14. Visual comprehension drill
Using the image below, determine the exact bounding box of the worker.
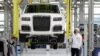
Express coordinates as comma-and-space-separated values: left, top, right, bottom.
71, 28, 82, 56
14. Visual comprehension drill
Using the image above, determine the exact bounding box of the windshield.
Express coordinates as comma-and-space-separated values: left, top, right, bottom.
25, 4, 60, 13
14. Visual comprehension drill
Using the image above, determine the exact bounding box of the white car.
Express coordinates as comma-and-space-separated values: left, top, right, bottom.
19, 3, 65, 49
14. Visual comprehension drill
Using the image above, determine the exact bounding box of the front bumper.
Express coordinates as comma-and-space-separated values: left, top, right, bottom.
20, 30, 64, 35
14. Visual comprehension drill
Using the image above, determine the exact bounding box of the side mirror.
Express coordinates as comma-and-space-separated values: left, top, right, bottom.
60, 7, 66, 18
60, 7, 66, 14
60, 7, 64, 12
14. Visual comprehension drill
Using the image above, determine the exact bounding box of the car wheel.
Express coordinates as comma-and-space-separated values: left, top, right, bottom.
57, 33, 65, 43
19, 33, 28, 42
53, 44, 57, 49
31, 43, 36, 49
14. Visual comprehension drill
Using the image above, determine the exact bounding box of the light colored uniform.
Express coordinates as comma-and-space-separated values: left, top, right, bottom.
71, 33, 82, 49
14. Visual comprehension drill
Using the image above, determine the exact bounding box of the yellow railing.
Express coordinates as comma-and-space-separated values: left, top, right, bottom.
64, 0, 72, 38
12, 0, 28, 38
13, 0, 20, 38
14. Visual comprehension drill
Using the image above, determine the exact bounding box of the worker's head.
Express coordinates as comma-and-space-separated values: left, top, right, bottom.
74, 28, 80, 34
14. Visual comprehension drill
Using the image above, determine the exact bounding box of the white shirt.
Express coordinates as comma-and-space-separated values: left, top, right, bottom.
71, 33, 82, 49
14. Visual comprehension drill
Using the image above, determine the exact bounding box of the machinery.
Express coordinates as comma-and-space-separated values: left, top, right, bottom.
19, 2, 65, 49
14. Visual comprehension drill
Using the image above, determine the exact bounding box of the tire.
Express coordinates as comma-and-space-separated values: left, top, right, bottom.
57, 33, 65, 43
19, 33, 28, 42
53, 44, 57, 49
31, 43, 36, 49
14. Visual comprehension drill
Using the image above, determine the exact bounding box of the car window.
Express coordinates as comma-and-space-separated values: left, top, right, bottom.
25, 4, 60, 13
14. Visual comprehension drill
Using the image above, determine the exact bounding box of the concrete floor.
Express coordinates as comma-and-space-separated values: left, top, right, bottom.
18, 38, 71, 56
19, 48, 71, 56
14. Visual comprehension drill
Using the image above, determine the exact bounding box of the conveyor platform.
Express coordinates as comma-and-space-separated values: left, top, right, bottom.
19, 48, 71, 56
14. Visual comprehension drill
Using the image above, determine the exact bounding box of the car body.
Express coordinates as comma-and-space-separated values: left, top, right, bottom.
19, 3, 65, 49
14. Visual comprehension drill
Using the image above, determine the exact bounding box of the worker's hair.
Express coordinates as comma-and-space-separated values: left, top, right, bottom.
74, 28, 80, 32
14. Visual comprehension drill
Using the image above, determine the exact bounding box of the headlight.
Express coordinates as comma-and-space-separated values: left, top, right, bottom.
22, 25, 30, 31
53, 17, 62, 21
22, 17, 30, 21
53, 26, 62, 31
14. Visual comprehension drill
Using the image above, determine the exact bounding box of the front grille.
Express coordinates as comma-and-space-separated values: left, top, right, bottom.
33, 16, 50, 31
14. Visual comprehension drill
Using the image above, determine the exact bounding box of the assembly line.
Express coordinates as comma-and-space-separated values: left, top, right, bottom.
0, 0, 100, 56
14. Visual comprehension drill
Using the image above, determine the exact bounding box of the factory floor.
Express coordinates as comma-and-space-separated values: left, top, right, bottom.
19, 48, 71, 56
17, 38, 71, 56
17, 37, 70, 56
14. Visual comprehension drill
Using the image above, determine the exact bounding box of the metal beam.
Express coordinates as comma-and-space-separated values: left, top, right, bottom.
4, 0, 12, 56
88, 0, 94, 56
78, 0, 88, 56
4, 1, 7, 56
73, 0, 78, 28
79, 0, 85, 25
